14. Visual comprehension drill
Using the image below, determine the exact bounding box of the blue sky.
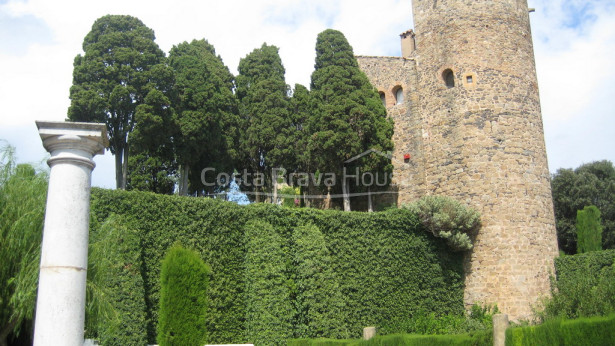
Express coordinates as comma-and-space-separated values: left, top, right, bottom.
0, 0, 614, 189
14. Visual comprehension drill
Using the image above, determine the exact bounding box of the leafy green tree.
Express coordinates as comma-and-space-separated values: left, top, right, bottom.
157, 245, 210, 346
68, 15, 166, 189
0, 145, 46, 346
243, 220, 293, 345
128, 63, 178, 194
292, 223, 348, 339
308, 29, 394, 211
288, 84, 312, 203
236, 44, 293, 202
551, 161, 615, 254
577, 205, 603, 253
169, 39, 239, 196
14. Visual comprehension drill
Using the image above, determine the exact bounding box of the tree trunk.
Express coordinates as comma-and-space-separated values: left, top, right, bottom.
0, 316, 19, 346
367, 187, 373, 213
342, 177, 351, 212
121, 146, 128, 190
114, 147, 123, 189
178, 164, 189, 196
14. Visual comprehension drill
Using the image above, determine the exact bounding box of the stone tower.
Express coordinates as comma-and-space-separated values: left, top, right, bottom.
357, 0, 559, 320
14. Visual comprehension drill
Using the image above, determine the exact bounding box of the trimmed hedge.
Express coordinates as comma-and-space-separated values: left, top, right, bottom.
89, 188, 465, 344
289, 331, 492, 346
505, 314, 615, 346
87, 215, 148, 346
243, 220, 293, 345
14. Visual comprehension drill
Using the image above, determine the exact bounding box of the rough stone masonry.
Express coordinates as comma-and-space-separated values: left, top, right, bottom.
357, 0, 559, 320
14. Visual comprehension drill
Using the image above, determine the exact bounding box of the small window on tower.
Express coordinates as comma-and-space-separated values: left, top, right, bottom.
379, 91, 386, 106
443, 69, 455, 88
394, 86, 404, 105
466, 75, 473, 84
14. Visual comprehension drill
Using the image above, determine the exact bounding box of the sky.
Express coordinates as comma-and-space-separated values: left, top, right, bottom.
0, 0, 614, 189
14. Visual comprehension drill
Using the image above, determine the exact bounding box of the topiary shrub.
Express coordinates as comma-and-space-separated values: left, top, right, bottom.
244, 220, 293, 345
403, 196, 481, 251
157, 245, 210, 346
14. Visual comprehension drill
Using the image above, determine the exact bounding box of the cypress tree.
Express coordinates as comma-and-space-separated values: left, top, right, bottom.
576, 205, 603, 253
157, 245, 210, 346
236, 44, 292, 201
308, 29, 394, 211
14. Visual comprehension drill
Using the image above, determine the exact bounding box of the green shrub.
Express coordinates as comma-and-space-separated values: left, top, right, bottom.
87, 215, 148, 345
403, 196, 481, 251
90, 188, 465, 343
243, 220, 293, 345
292, 223, 348, 339
157, 245, 210, 346
576, 205, 603, 253
289, 331, 491, 346
560, 314, 615, 346
506, 314, 615, 346
539, 250, 615, 320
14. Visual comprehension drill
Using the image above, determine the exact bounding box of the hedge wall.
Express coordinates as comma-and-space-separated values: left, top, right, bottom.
505, 314, 615, 346
289, 331, 492, 346
89, 188, 464, 344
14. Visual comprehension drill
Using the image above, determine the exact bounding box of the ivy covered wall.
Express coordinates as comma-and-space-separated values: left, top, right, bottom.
89, 188, 464, 344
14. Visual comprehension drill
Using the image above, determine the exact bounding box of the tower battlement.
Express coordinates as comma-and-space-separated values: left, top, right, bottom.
357, 0, 558, 320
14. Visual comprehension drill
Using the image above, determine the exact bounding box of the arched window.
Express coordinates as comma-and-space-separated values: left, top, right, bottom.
394, 86, 404, 105
443, 69, 455, 88
379, 91, 386, 107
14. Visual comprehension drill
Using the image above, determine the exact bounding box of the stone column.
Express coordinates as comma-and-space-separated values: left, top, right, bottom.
492, 314, 509, 346
33, 121, 107, 346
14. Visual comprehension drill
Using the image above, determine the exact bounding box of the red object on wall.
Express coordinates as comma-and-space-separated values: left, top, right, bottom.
404, 153, 411, 161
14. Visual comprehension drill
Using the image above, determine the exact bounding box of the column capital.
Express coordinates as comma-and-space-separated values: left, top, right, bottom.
36, 121, 108, 169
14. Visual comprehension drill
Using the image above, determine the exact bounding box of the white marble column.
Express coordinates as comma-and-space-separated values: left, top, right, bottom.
33, 121, 107, 346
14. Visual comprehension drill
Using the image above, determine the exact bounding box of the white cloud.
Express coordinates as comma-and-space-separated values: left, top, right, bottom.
531, 0, 615, 171
0, 0, 613, 188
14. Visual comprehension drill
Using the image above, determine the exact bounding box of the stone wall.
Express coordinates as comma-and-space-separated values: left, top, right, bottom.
357, 0, 559, 320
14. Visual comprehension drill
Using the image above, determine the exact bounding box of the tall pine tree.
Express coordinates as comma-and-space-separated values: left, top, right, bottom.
308, 29, 394, 211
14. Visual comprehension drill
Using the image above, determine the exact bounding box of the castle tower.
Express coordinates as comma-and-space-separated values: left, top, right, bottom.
410, 0, 559, 319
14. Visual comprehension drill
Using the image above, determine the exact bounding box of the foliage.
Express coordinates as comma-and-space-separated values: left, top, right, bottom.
289, 330, 492, 345
506, 314, 615, 346
68, 15, 166, 189
308, 29, 394, 211
551, 160, 615, 254
292, 223, 348, 339
157, 244, 210, 346
403, 196, 481, 251
168, 39, 239, 195
0, 145, 47, 346
576, 205, 602, 253
538, 250, 615, 320
236, 43, 292, 200
243, 220, 293, 345
89, 188, 465, 344
279, 185, 300, 207
128, 63, 177, 194
86, 215, 148, 345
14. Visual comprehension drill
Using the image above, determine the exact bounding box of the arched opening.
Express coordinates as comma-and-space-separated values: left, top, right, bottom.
443, 69, 455, 88
379, 91, 386, 107
394, 86, 404, 105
